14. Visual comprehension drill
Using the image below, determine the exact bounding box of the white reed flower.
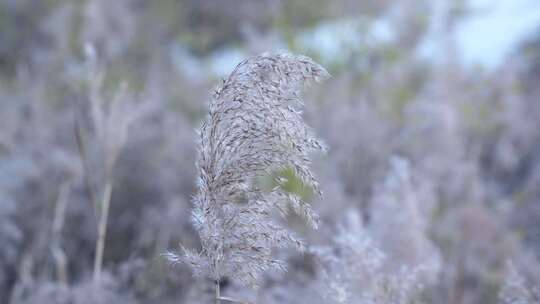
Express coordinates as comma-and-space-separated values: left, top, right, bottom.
169, 53, 329, 288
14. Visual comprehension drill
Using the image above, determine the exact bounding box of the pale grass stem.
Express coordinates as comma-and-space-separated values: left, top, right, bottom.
93, 181, 113, 284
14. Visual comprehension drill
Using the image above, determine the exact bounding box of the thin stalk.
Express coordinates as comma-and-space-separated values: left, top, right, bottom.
93, 181, 113, 284
51, 180, 71, 284
217, 296, 253, 304
215, 278, 253, 304
215, 280, 221, 304
74, 118, 99, 219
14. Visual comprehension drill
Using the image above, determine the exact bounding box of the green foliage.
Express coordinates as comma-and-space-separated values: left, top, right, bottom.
272, 167, 314, 201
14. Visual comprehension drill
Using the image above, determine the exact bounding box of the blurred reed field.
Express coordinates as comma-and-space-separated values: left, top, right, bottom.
1, 0, 540, 303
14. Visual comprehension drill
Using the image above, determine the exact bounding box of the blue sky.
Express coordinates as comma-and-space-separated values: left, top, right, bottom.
457, 0, 540, 66
184, 0, 540, 77
297, 0, 540, 69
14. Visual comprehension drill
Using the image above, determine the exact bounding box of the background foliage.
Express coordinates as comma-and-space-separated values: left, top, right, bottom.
1, 0, 539, 303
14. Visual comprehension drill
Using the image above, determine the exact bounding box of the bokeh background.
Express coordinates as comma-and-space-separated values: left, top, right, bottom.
1, 0, 540, 303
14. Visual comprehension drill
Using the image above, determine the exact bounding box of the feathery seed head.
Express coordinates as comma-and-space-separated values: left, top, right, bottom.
170, 52, 328, 286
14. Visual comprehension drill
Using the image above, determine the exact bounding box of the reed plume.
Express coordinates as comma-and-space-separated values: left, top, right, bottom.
167, 52, 328, 301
